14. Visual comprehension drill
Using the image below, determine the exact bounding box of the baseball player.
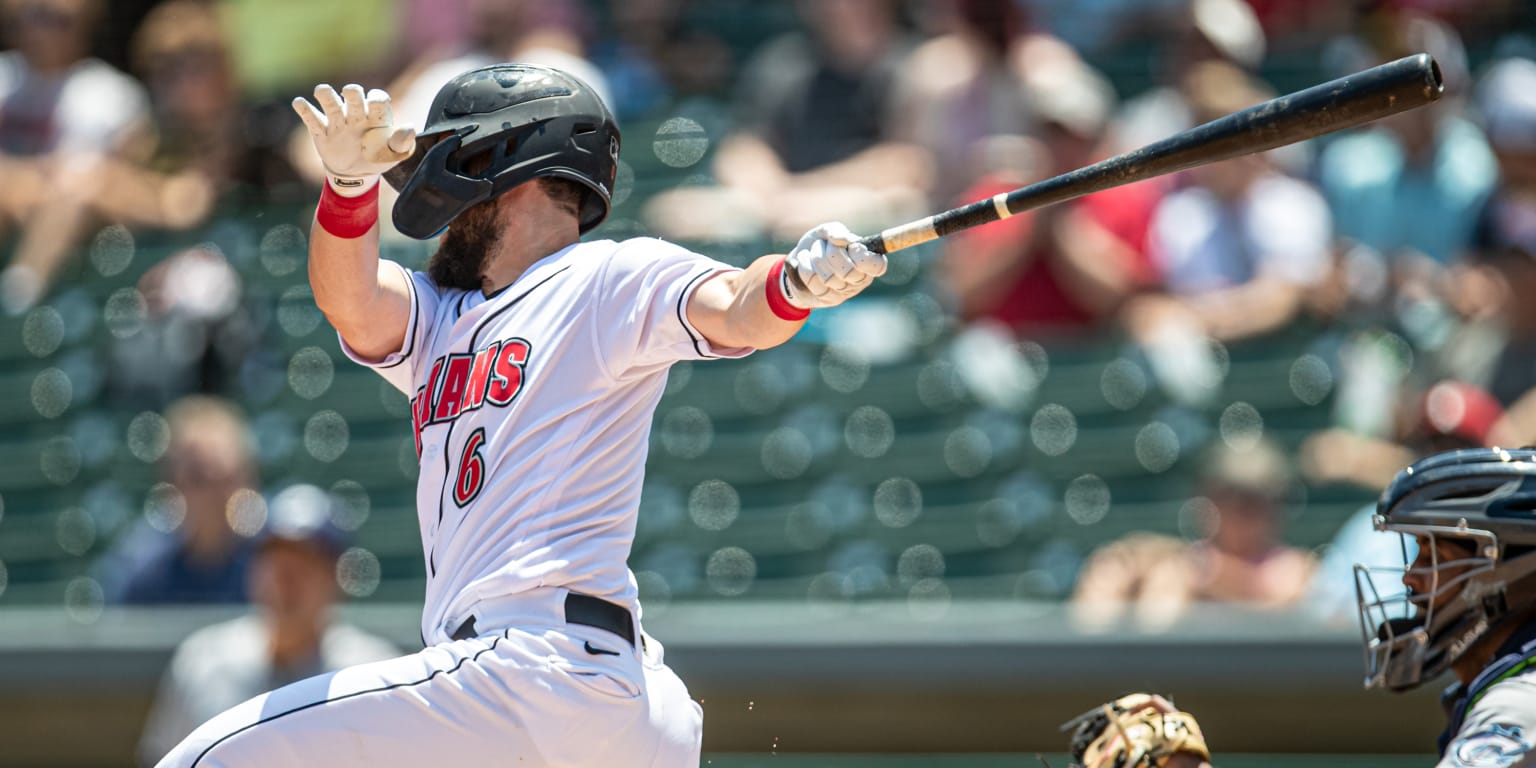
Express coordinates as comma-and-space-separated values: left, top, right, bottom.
155, 63, 886, 767
1070, 447, 1536, 768
1357, 447, 1536, 767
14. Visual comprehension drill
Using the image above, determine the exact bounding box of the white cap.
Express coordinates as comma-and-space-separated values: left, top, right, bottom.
1191, 0, 1266, 69
1480, 57, 1536, 153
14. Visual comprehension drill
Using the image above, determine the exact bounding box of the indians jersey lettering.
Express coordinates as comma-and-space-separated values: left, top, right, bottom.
341, 238, 750, 644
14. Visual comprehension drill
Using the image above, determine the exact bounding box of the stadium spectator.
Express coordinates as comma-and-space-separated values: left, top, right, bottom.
1111, 0, 1267, 153
106, 242, 251, 406
1316, 11, 1494, 338
136, 484, 399, 765
937, 50, 1160, 339
587, 0, 690, 122
95, 396, 258, 605
1125, 61, 1333, 346
642, 0, 931, 244
0, 0, 148, 313
73, 1, 250, 234
1439, 56, 1536, 440
1071, 437, 1316, 630
887, 0, 1042, 207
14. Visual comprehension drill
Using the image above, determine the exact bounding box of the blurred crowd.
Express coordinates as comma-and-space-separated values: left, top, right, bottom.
9, 1, 1536, 747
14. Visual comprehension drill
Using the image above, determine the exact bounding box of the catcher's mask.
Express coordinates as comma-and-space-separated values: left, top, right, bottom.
1356, 448, 1536, 691
383, 63, 620, 239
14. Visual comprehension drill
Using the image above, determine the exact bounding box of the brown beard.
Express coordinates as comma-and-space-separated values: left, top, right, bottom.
427, 198, 501, 291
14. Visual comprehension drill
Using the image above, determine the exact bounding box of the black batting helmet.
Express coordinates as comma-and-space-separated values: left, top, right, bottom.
383, 63, 620, 240
1356, 448, 1536, 691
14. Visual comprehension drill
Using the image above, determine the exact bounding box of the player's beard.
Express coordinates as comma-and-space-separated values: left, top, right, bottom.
428, 198, 502, 291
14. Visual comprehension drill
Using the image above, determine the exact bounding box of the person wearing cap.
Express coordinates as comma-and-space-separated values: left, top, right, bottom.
1110, 0, 1267, 153
1071, 437, 1316, 630
136, 484, 399, 766
96, 396, 258, 606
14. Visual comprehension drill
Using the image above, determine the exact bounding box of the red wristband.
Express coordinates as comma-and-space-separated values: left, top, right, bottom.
316, 182, 379, 239
765, 257, 811, 321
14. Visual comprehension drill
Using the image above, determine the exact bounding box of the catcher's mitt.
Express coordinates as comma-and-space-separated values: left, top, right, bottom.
1062, 693, 1210, 768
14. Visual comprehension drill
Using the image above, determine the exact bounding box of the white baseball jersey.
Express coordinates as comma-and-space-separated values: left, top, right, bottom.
343, 237, 750, 644
155, 238, 735, 767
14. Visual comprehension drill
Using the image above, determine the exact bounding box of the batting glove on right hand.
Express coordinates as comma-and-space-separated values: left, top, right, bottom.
292, 84, 416, 197
781, 222, 888, 310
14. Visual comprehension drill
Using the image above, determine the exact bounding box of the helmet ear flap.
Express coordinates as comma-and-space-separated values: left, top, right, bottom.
390, 129, 495, 240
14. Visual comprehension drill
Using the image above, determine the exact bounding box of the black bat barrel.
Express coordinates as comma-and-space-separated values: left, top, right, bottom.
862, 53, 1443, 255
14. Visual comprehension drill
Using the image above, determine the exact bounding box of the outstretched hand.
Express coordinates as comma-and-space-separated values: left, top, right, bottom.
292, 84, 416, 195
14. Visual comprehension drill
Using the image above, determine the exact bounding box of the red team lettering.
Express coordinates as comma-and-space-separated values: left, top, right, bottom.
411, 338, 531, 458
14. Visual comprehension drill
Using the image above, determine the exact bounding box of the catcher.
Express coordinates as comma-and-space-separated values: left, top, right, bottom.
1062, 693, 1212, 768
1072, 446, 1536, 768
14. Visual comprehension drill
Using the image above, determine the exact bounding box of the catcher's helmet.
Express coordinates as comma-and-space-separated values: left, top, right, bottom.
1356, 448, 1536, 691
383, 63, 620, 239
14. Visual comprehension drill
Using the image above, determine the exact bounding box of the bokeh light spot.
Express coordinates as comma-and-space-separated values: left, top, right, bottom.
874, 477, 923, 528
705, 546, 756, 596
761, 427, 813, 479
277, 285, 324, 337
288, 347, 335, 400
126, 411, 171, 463
103, 288, 147, 338
22, 306, 64, 357
144, 482, 187, 533
844, 406, 894, 459
90, 224, 135, 276
1134, 422, 1181, 473
40, 436, 80, 485
1065, 474, 1111, 525
689, 479, 740, 531
660, 406, 713, 459
304, 411, 350, 462
337, 547, 381, 598
1290, 354, 1334, 405
1219, 401, 1264, 451
30, 368, 72, 419
1030, 404, 1077, 456
653, 117, 709, 168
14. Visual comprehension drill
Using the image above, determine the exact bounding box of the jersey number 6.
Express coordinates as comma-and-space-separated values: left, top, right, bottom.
454, 428, 487, 507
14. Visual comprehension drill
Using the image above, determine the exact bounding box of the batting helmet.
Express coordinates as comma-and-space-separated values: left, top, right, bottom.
383, 63, 620, 240
1356, 448, 1536, 691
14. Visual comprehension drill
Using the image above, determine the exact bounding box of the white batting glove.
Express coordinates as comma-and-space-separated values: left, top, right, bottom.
292, 84, 416, 197
780, 222, 887, 310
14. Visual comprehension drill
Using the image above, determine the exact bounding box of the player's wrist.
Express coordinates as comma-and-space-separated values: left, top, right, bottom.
765, 257, 812, 320
326, 173, 380, 198
316, 181, 380, 238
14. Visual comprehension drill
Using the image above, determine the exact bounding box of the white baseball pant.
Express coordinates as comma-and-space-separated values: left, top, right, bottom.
155, 589, 703, 767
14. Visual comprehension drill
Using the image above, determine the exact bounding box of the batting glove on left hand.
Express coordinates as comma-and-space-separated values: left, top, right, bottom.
292, 83, 416, 197
781, 222, 887, 310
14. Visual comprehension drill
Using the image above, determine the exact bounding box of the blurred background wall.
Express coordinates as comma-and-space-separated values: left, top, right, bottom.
2, 0, 1536, 764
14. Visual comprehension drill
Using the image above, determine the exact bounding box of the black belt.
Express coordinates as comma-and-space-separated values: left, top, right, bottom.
450, 593, 636, 648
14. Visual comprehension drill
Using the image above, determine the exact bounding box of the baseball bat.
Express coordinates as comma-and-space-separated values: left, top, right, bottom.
860, 53, 1444, 255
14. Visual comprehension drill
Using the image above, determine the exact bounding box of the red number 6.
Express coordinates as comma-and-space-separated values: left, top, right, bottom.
454, 428, 487, 507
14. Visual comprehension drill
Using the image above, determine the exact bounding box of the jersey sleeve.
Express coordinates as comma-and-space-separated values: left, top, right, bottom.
337, 262, 444, 395
595, 238, 753, 380
1440, 678, 1536, 768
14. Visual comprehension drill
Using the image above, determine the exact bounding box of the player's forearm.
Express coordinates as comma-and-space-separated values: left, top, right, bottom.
688, 255, 808, 351
306, 187, 409, 360
309, 218, 382, 320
